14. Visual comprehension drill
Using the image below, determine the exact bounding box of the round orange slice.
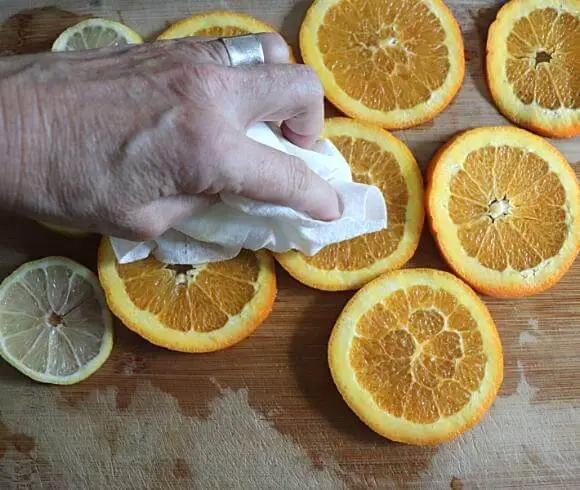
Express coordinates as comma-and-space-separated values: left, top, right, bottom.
97, 238, 276, 352
157, 10, 295, 62
427, 126, 580, 298
329, 268, 503, 445
300, 0, 465, 129
276, 118, 424, 291
487, 0, 580, 138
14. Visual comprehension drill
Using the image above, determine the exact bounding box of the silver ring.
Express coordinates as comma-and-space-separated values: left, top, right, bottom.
219, 35, 265, 67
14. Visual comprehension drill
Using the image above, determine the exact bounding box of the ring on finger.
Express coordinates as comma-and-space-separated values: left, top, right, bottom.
218, 34, 265, 67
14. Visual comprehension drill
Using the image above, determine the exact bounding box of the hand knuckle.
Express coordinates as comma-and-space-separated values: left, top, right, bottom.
110, 209, 161, 241
130, 221, 167, 241
172, 62, 232, 100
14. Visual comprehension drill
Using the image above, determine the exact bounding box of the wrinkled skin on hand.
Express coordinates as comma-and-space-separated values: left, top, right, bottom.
0, 33, 339, 240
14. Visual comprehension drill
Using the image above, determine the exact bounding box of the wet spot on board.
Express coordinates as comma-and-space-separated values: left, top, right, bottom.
12, 434, 35, 454
450, 475, 464, 489
0, 421, 35, 459
52, 322, 222, 418
519, 331, 538, 345
0, 380, 346, 487
172, 458, 190, 479
114, 352, 148, 376
420, 362, 578, 486
0, 7, 91, 55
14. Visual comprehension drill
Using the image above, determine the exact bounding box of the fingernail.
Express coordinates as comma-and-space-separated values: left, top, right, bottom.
282, 124, 317, 149
313, 187, 341, 221
259, 33, 291, 64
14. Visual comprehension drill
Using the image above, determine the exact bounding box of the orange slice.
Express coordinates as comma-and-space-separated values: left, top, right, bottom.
300, 0, 465, 129
276, 118, 424, 291
329, 268, 503, 445
427, 126, 580, 298
157, 10, 295, 62
487, 0, 580, 138
97, 238, 276, 352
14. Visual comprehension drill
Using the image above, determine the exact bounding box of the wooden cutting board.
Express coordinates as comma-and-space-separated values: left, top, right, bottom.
0, 1, 578, 488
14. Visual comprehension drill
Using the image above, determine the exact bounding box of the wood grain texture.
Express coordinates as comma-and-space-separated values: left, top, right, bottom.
0, 1, 578, 488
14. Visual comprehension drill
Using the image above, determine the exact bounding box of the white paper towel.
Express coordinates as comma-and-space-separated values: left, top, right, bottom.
110, 122, 387, 265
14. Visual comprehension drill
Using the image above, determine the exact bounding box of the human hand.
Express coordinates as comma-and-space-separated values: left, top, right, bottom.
0, 33, 340, 240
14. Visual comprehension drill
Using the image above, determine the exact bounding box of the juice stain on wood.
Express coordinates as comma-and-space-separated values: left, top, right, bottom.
0, 421, 35, 459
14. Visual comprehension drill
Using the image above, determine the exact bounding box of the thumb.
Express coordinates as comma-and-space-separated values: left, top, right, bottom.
216, 137, 341, 221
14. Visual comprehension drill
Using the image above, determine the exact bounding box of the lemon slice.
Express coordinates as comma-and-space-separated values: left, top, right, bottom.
0, 257, 113, 384
52, 18, 143, 51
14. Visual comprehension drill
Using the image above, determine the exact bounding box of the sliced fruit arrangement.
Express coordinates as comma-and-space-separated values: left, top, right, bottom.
277, 118, 423, 291
52, 18, 143, 51
427, 126, 580, 297
329, 268, 503, 445
97, 238, 276, 353
158, 10, 295, 62
487, 0, 580, 138
300, 0, 465, 129
0, 257, 113, 384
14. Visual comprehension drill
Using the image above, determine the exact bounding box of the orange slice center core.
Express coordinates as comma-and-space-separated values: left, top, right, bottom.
165, 264, 203, 285
505, 8, 580, 109
47, 312, 62, 327
349, 285, 487, 423
487, 197, 512, 222
317, 0, 450, 111
534, 50, 552, 66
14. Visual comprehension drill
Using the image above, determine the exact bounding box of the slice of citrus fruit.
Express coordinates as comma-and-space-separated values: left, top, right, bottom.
52, 18, 143, 51
487, 0, 580, 138
276, 118, 424, 291
300, 0, 465, 129
0, 257, 113, 384
97, 238, 276, 352
329, 268, 503, 445
158, 10, 295, 62
427, 126, 580, 298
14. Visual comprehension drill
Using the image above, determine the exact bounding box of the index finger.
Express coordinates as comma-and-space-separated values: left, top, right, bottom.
229, 63, 325, 148
155, 32, 292, 66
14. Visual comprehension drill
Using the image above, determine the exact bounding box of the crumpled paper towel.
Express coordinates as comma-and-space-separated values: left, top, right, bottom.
110, 122, 387, 265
